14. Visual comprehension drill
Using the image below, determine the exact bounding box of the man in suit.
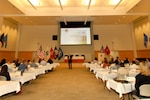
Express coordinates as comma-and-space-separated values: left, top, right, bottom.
68, 54, 73, 69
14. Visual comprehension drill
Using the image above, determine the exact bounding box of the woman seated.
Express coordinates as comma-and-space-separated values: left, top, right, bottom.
102, 58, 110, 68
0, 65, 11, 81
135, 61, 150, 97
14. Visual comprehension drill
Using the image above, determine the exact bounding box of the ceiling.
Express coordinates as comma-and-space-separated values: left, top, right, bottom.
0, 0, 150, 25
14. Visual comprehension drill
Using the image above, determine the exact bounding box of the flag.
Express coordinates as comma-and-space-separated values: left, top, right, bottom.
105, 45, 110, 55
0, 33, 4, 47
54, 46, 58, 59
4, 34, 8, 48
37, 45, 45, 59
45, 47, 50, 59
58, 47, 63, 60
100, 45, 104, 53
144, 33, 148, 48
50, 47, 55, 59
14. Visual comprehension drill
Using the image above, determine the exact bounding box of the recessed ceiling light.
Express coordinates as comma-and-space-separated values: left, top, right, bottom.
28, 0, 40, 6
83, 0, 95, 6
109, 0, 121, 5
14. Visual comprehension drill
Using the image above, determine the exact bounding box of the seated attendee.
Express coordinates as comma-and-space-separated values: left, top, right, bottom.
27, 60, 31, 65
38, 58, 42, 63
109, 57, 115, 64
0, 65, 11, 81
129, 61, 140, 70
92, 57, 98, 64
0, 58, 6, 67
30, 59, 38, 68
102, 58, 110, 68
13, 58, 21, 67
47, 58, 53, 64
18, 60, 28, 74
0, 59, 13, 72
4, 61, 14, 72
132, 58, 140, 65
135, 62, 150, 97
124, 57, 130, 64
40, 59, 47, 66
114, 56, 121, 69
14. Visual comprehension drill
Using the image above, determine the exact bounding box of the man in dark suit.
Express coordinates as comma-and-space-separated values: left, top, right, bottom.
68, 54, 73, 69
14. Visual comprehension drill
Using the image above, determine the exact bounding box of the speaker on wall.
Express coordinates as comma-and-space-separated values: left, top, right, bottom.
52, 35, 57, 40
93, 35, 99, 40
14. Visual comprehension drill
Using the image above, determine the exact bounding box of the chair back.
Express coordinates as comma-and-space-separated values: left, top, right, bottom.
0, 76, 6, 81
117, 67, 129, 80
140, 84, 150, 97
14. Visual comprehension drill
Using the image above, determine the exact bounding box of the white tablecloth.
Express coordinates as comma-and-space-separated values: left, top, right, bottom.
27, 68, 45, 76
10, 72, 36, 84
106, 77, 135, 98
0, 81, 20, 96
96, 71, 117, 82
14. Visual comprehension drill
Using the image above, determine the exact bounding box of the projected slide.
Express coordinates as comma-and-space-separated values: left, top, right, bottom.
60, 28, 91, 45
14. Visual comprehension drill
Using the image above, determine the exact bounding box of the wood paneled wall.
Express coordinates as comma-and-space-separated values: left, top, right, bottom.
0, 51, 15, 62
118, 50, 134, 61
0, 50, 150, 62
18, 51, 33, 60
94, 50, 134, 62
137, 50, 150, 58
94, 50, 150, 62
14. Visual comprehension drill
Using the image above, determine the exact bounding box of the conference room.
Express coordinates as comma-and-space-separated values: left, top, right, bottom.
0, 0, 150, 100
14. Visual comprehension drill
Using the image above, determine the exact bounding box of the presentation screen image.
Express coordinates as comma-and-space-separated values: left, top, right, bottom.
60, 28, 91, 45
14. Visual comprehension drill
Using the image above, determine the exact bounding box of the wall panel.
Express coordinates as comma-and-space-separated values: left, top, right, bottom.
0, 51, 15, 62
18, 51, 33, 60
137, 50, 150, 58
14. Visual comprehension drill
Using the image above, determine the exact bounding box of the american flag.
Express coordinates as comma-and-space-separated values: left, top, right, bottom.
100, 45, 104, 53
37, 45, 45, 59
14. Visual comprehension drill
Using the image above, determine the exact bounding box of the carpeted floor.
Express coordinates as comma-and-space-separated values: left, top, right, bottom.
1, 63, 125, 100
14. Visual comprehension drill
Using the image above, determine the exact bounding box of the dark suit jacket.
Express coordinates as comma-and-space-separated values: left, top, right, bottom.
68, 55, 73, 63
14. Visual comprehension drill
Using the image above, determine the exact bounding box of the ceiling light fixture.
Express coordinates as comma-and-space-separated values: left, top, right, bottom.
28, 0, 40, 6
87, 0, 92, 10
114, 0, 122, 9
27, 0, 39, 10
58, 0, 63, 10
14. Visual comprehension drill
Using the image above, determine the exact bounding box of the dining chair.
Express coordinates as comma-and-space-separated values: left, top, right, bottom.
132, 84, 150, 100
117, 67, 129, 80
140, 84, 150, 97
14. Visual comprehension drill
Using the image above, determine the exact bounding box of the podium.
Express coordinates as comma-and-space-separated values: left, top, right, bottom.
64, 56, 84, 63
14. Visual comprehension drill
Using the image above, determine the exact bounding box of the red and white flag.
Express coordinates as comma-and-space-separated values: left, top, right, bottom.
37, 45, 45, 59
50, 47, 55, 59
105, 45, 110, 55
